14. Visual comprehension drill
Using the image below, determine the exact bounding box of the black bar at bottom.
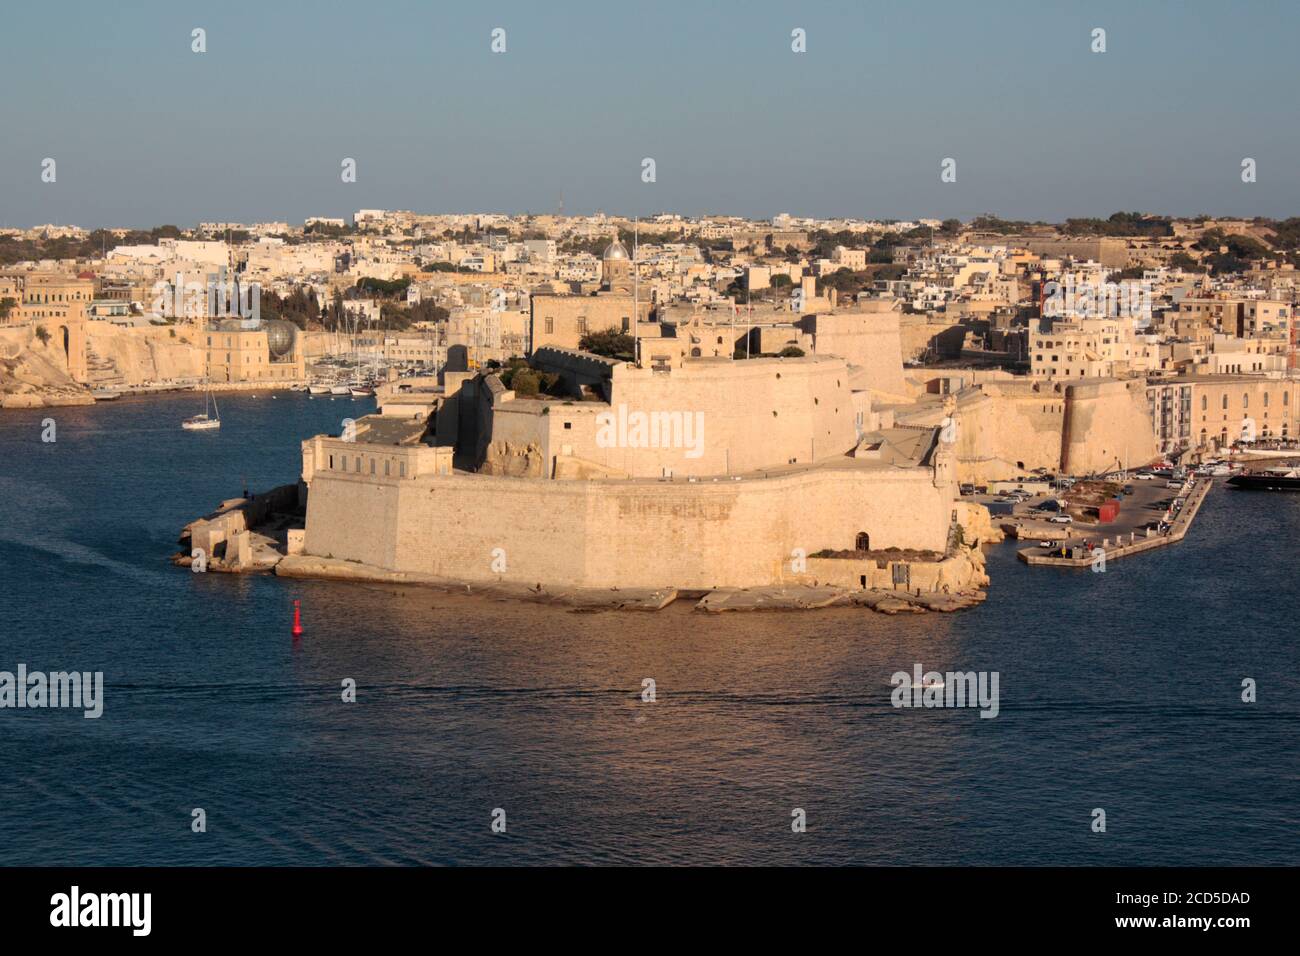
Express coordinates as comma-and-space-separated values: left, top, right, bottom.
0, 866, 1281, 940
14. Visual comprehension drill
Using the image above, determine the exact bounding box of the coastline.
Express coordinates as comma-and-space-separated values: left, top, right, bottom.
1, 378, 312, 410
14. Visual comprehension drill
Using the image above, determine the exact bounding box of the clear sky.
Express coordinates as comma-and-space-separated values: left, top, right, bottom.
3, 0, 1298, 228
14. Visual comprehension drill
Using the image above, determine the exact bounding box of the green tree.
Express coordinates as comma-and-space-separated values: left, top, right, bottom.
579, 328, 635, 361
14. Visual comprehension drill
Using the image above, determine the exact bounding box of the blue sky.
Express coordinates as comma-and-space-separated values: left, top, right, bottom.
2, 0, 1297, 227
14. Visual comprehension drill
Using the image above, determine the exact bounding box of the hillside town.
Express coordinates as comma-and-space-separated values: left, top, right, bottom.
4, 210, 1299, 465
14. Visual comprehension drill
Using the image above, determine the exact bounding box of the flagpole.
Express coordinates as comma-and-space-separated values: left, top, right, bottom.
633, 218, 639, 367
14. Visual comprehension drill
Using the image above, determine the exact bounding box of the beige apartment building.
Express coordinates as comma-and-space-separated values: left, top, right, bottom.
1179, 295, 1294, 337
832, 246, 867, 270
1148, 375, 1300, 452
1030, 318, 1138, 381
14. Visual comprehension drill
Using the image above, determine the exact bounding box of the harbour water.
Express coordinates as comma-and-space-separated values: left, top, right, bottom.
1, 392, 1296, 865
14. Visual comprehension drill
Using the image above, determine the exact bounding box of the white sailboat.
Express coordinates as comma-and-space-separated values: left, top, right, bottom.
183, 381, 221, 431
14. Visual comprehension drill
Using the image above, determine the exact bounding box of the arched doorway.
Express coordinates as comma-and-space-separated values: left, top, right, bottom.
855, 531, 870, 551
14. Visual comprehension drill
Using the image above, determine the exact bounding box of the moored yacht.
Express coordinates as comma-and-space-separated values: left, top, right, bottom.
1228, 465, 1300, 490
182, 380, 221, 430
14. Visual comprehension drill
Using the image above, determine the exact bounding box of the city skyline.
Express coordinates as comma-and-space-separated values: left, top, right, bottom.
4, 0, 1298, 229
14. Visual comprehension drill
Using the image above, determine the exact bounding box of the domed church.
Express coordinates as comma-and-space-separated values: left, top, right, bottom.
601, 238, 632, 292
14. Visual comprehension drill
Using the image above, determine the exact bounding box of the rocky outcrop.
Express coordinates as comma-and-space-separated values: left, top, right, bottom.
480, 440, 545, 477
955, 500, 1004, 545
0, 336, 92, 408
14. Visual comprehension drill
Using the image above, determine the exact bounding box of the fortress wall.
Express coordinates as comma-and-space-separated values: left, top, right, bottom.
475, 358, 862, 479
953, 386, 1065, 481
302, 472, 402, 569
487, 402, 553, 453
596, 356, 858, 476
804, 310, 909, 396
1061, 379, 1159, 474
303, 464, 951, 590
84, 321, 204, 385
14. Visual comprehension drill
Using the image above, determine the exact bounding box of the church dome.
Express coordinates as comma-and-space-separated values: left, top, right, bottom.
602, 239, 630, 261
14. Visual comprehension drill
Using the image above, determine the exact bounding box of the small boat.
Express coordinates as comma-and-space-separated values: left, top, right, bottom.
182, 413, 220, 431
91, 388, 119, 401
183, 381, 220, 430
330, 384, 351, 396
349, 385, 374, 397
308, 382, 331, 395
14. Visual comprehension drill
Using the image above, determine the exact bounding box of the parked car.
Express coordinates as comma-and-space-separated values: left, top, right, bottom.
1133, 473, 1154, 481
1048, 515, 1073, 524
960, 483, 975, 495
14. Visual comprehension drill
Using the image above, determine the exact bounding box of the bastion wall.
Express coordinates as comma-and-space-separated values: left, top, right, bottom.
302, 462, 953, 590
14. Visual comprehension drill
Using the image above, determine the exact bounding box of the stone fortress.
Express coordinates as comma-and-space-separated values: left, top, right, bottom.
286, 249, 1184, 599
300, 344, 966, 594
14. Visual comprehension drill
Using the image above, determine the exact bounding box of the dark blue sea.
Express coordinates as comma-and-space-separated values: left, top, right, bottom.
1, 392, 1296, 865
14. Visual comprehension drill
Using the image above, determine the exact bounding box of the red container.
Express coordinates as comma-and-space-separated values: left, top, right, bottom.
1097, 501, 1119, 523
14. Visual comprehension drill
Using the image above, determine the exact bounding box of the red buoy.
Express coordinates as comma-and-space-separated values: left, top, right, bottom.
292, 599, 304, 638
